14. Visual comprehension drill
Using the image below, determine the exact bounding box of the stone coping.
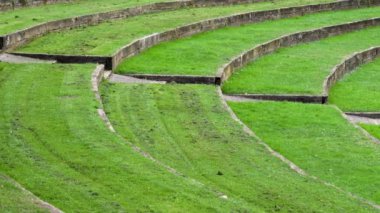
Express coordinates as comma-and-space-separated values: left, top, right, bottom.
323, 46, 380, 97
0, 0, 68, 11
125, 73, 219, 84
217, 17, 380, 84
113, 0, 380, 70
223, 94, 327, 104
0, 0, 267, 51
8, 0, 379, 71
345, 112, 380, 119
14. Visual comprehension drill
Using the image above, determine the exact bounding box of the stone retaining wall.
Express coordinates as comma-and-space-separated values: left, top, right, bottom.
126, 74, 219, 84
6, 0, 379, 70
345, 112, 380, 119
112, 0, 380, 70
217, 17, 380, 84
323, 46, 380, 96
0, 0, 68, 11
11, 52, 112, 66
224, 94, 327, 103
0, 0, 267, 51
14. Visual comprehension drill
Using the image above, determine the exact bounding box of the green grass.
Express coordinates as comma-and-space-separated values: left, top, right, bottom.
361, 124, 380, 139
0, 0, 165, 34
0, 62, 246, 212
329, 57, 380, 112
0, 174, 47, 212
223, 26, 380, 95
100, 82, 376, 212
115, 7, 380, 75
16, 0, 334, 55
229, 101, 380, 204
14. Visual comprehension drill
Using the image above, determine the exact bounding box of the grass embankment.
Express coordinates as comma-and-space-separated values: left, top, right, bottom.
361, 124, 380, 139
229, 101, 380, 204
0, 174, 46, 212
0, 62, 244, 212
16, 0, 334, 55
101, 82, 375, 212
115, 7, 380, 75
329, 57, 380, 112
223, 26, 380, 95
0, 0, 164, 34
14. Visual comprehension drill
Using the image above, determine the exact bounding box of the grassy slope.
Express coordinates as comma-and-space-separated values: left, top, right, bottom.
329, 57, 380, 112
116, 7, 380, 75
361, 124, 380, 139
0, 174, 47, 212
0, 62, 245, 212
229, 101, 380, 204
0, 0, 164, 34
223, 26, 380, 95
101, 82, 375, 212
17, 0, 334, 55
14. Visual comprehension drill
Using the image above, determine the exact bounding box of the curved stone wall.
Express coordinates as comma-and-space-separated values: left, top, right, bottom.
0, 0, 68, 11
5, 0, 380, 72
323, 46, 380, 96
111, 0, 380, 70
0, 0, 266, 51
218, 18, 380, 85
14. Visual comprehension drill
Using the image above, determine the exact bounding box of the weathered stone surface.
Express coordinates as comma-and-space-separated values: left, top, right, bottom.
112, 0, 380, 70
0, 0, 68, 11
323, 47, 380, 96
223, 94, 327, 104
11, 52, 113, 68
217, 18, 380, 84
124, 74, 219, 84
346, 112, 380, 119
0, 0, 268, 51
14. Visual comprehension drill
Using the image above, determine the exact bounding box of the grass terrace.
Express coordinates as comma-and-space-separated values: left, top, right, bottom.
0, 174, 46, 212
223, 26, 380, 95
15, 0, 335, 56
361, 124, 380, 140
0, 0, 165, 34
329, 57, 380, 112
115, 7, 380, 76
0, 62, 243, 212
100, 82, 376, 212
229, 101, 380, 204
1, 0, 380, 211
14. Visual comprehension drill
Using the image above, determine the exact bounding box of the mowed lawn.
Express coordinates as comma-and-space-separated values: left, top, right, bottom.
229, 101, 380, 204
16, 0, 334, 55
361, 124, 380, 140
223, 26, 380, 95
0, 0, 164, 34
0, 174, 47, 212
0, 62, 240, 212
100, 82, 376, 212
329, 57, 380, 112
115, 7, 380, 75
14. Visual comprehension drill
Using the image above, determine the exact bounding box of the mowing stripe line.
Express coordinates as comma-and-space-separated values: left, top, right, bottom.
217, 87, 307, 176
0, 174, 63, 213
218, 87, 380, 210
91, 65, 230, 201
